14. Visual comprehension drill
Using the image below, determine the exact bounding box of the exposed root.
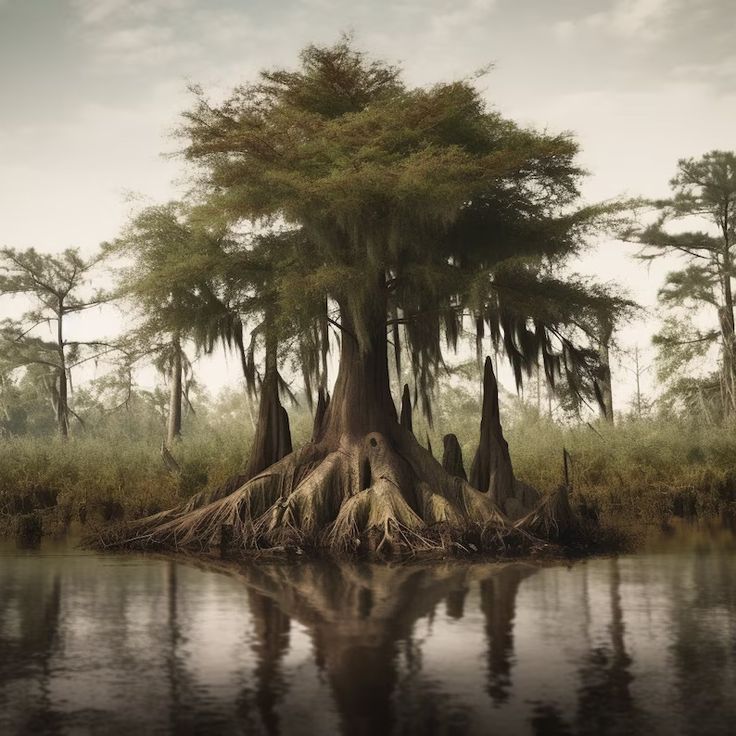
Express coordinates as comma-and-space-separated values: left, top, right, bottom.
515, 484, 576, 542
258, 450, 350, 548
328, 479, 428, 555
415, 481, 464, 527
94, 444, 325, 551
92, 430, 578, 559
182, 472, 250, 513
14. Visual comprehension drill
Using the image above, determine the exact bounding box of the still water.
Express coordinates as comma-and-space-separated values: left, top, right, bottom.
1, 522, 735, 736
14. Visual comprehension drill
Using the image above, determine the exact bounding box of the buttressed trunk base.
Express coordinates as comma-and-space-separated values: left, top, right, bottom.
98, 343, 566, 557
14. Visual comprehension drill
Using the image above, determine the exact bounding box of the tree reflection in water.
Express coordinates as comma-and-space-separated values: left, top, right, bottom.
2, 528, 736, 736
237, 561, 536, 735
480, 565, 536, 705
527, 558, 650, 736
0, 572, 63, 735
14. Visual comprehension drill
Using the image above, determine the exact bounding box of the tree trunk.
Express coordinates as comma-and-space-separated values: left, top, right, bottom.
718, 305, 736, 418
166, 333, 183, 446
318, 284, 397, 444
243, 331, 293, 479
470, 357, 514, 509
57, 366, 69, 439
441, 433, 467, 481
719, 221, 736, 418
56, 306, 68, 440
312, 387, 330, 442
399, 384, 413, 434
597, 323, 614, 424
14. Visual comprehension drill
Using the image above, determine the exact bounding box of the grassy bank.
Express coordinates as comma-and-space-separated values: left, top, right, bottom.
506, 416, 736, 521
2, 412, 736, 538
0, 430, 248, 534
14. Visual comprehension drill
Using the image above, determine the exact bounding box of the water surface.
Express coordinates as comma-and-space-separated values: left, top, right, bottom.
1, 522, 735, 735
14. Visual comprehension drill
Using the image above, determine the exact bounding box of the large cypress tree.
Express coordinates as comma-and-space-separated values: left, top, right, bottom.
102, 40, 625, 556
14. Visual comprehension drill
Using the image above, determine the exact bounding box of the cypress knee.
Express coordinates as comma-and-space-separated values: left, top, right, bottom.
470, 357, 514, 509
442, 433, 467, 481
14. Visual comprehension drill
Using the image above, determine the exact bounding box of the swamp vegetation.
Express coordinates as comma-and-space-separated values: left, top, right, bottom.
1, 40, 736, 560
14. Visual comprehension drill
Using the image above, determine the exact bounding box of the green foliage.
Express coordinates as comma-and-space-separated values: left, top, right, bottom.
506, 414, 736, 520
0, 247, 107, 375
0, 365, 59, 436
630, 150, 736, 419
106, 203, 230, 393
653, 315, 718, 383
0, 247, 110, 436
181, 38, 630, 415
0, 247, 107, 311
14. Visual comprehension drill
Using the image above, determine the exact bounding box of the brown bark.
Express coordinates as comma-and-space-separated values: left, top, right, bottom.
718, 302, 736, 418
470, 357, 514, 509
312, 387, 330, 442
166, 332, 183, 446
320, 287, 397, 443
242, 334, 293, 480
719, 215, 736, 417
56, 303, 69, 440
57, 366, 69, 439
399, 384, 413, 434
441, 433, 467, 481
597, 321, 614, 424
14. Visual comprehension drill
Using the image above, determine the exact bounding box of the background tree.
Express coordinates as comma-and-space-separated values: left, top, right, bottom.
630, 151, 736, 418
0, 355, 31, 435
110, 203, 226, 447
0, 248, 108, 439
595, 312, 615, 422
109, 203, 323, 479
651, 316, 721, 423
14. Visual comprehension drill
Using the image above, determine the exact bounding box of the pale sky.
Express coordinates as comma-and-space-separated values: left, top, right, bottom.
1, 0, 734, 412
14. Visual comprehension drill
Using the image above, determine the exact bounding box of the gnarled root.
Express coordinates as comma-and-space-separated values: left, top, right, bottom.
515, 484, 575, 542
92, 430, 572, 558
328, 480, 428, 555
94, 444, 324, 551
257, 449, 350, 549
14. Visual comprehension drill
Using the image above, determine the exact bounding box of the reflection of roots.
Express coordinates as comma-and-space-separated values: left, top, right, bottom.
96, 431, 567, 558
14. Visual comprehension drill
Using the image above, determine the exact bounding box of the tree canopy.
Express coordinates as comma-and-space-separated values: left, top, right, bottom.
0, 247, 108, 437
630, 150, 736, 417
180, 38, 626, 423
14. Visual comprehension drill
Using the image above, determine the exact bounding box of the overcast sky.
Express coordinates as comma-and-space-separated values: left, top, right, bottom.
1, 0, 734, 409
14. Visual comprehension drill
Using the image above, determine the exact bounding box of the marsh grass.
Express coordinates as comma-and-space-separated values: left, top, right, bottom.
0, 429, 248, 532
505, 415, 736, 521
2, 409, 735, 536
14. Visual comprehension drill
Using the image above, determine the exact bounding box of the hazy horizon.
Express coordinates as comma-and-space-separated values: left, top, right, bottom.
1, 0, 734, 411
